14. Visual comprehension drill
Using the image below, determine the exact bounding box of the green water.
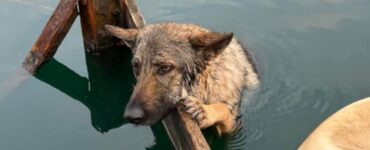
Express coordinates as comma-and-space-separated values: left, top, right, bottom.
1, 0, 370, 149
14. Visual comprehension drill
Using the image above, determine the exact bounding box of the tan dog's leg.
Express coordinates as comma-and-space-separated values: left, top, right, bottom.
180, 96, 236, 134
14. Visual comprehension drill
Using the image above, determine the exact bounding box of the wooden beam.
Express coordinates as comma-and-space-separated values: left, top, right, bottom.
78, 0, 122, 54
163, 105, 211, 150
22, 0, 79, 73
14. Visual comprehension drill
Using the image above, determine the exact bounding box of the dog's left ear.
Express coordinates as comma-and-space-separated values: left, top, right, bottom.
189, 32, 233, 60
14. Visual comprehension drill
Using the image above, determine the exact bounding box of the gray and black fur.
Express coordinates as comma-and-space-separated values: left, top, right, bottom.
105, 22, 259, 133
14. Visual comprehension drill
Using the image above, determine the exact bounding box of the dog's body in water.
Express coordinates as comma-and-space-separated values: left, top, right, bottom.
105, 22, 259, 133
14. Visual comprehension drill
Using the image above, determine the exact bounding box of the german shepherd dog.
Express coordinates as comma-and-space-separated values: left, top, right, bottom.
105, 22, 259, 133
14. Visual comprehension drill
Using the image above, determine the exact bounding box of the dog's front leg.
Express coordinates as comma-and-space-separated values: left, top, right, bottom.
180, 96, 235, 134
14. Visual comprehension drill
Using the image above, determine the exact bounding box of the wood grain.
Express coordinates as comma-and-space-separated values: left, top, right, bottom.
163, 105, 211, 150
22, 0, 78, 73
78, 0, 122, 54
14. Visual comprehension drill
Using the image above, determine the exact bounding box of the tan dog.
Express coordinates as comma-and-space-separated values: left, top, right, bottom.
299, 97, 370, 150
105, 22, 259, 134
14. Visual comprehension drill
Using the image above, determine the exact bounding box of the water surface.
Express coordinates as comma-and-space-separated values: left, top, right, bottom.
1, 0, 370, 149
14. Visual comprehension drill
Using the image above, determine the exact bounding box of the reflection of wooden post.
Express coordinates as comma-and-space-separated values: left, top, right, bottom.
22, 0, 78, 73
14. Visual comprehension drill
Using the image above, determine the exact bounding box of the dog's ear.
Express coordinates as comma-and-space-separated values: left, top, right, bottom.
105, 25, 139, 48
189, 32, 233, 60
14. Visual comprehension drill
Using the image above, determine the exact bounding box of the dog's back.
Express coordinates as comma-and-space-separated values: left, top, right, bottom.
191, 36, 260, 116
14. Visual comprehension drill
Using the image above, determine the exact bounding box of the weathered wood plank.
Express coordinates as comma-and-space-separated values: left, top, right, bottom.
163, 105, 211, 150
78, 0, 122, 54
22, 0, 79, 73
78, 0, 98, 53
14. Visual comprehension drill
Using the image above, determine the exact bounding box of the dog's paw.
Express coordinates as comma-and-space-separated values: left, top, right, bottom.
179, 96, 212, 128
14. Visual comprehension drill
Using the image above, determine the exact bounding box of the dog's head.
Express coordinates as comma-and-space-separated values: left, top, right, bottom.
105, 23, 233, 125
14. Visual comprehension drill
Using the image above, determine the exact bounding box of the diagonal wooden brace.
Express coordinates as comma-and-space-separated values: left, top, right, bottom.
22, 0, 79, 74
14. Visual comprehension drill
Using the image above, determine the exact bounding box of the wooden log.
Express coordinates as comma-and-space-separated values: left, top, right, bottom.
78, 0, 123, 54
163, 105, 211, 150
22, 0, 79, 73
117, 1, 210, 149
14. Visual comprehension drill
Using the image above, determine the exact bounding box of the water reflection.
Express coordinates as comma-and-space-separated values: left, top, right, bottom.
241, 74, 368, 149
35, 48, 133, 132
1, 0, 370, 149
33, 47, 173, 149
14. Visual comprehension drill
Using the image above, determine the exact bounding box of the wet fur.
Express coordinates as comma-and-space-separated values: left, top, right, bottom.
105, 22, 260, 133
299, 97, 370, 150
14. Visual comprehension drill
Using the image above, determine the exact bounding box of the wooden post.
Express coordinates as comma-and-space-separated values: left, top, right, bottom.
78, 0, 123, 54
22, 0, 79, 73
163, 105, 211, 150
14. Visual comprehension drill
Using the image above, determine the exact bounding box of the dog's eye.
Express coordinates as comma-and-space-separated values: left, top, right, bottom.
157, 64, 173, 75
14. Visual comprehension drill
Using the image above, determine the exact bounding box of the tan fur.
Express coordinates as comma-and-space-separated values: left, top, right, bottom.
203, 103, 235, 133
299, 97, 370, 150
106, 23, 259, 133
189, 38, 259, 133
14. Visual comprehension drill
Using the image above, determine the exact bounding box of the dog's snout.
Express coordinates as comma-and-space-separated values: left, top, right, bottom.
124, 104, 145, 124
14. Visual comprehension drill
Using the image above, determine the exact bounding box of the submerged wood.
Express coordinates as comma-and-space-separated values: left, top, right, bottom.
22, 0, 78, 73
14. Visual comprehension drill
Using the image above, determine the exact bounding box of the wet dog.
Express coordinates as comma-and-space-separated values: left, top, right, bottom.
105, 22, 259, 133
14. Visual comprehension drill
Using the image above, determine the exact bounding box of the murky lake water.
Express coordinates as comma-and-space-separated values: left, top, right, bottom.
1, 0, 370, 149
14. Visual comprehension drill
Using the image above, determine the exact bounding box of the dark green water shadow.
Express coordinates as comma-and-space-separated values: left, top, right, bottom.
34, 47, 173, 149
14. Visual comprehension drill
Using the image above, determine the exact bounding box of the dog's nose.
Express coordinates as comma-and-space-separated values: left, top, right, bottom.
124, 106, 145, 124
